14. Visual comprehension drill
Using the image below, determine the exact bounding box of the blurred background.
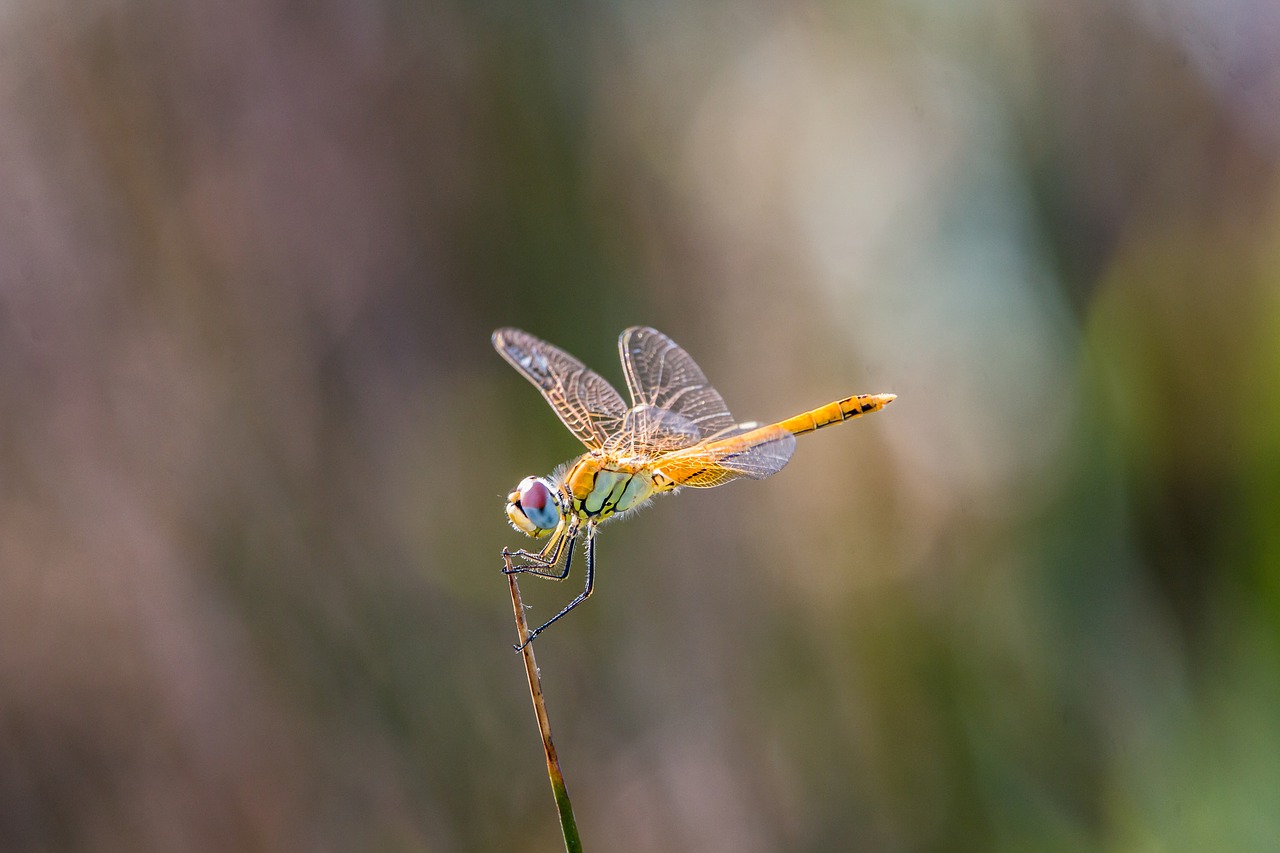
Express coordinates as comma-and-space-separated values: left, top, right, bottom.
2, 0, 1278, 850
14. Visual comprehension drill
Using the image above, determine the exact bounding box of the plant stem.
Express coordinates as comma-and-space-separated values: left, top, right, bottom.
505, 552, 583, 852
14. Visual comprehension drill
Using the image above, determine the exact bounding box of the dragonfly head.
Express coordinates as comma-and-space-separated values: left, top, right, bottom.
505, 476, 563, 538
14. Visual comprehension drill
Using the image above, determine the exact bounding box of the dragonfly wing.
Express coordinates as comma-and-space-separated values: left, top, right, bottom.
493, 328, 628, 450
652, 423, 797, 488
605, 403, 702, 456
618, 327, 738, 439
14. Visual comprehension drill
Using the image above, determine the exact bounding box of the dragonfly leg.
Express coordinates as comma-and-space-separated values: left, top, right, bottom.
502, 522, 576, 580
514, 526, 597, 651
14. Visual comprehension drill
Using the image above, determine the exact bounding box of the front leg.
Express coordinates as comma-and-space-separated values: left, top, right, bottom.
514, 525, 598, 651
502, 521, 577, 580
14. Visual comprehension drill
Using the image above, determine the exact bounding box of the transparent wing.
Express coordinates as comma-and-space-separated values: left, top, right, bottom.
604, 404, 702, 456
493, 328, 628, 450
650, 423, 797, 488
618, 327, 738, 441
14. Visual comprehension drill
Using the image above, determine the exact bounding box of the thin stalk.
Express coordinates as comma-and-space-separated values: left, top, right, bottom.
505, 551, 583, 852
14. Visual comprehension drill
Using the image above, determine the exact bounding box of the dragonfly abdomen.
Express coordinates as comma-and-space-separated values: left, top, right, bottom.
779, 393, 896, 436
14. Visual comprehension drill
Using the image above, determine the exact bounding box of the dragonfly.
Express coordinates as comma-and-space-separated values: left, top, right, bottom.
495, 326, 895, 649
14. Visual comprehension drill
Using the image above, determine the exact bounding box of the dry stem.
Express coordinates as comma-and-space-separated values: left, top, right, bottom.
504, 550, 583, 852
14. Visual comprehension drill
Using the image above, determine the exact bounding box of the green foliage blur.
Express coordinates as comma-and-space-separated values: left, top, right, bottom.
1, 1, 1278, 850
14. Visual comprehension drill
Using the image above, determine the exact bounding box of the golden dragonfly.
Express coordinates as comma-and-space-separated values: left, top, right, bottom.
495, 326, 894, 649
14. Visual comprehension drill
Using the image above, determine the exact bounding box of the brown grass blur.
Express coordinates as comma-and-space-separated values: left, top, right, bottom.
2, 1, 1278, 850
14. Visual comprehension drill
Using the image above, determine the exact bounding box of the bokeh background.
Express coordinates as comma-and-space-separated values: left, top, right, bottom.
2, 0, 1279, 850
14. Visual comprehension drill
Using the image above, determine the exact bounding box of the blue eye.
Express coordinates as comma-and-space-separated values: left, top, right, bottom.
519, 479, 560, 530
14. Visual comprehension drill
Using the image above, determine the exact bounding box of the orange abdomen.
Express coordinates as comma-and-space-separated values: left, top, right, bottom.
776, 393, 896, 436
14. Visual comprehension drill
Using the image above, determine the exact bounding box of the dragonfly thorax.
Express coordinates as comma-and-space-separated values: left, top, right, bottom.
505, 475, 566, 538
564, 456, 663, 523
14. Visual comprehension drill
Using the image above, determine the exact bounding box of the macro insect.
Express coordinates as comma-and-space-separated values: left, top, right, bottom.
495, 326, 894, 649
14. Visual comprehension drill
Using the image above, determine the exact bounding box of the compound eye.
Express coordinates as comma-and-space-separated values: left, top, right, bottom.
519, 478, 552, 512
513, 477, 561, 532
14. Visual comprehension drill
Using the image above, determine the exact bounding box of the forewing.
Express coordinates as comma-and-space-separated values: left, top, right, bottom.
493, 327, 628, 450
605, 404, 702, 456
618, 327, 737, 440
652, 423, 797, 488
